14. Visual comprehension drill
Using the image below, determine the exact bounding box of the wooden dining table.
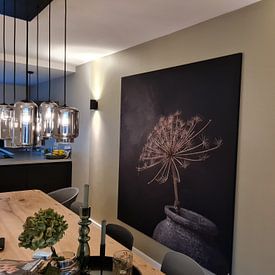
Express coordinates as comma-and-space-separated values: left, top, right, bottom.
0, 190, 163, 274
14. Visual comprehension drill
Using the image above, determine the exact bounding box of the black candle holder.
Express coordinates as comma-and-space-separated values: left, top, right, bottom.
77, 207, 91, 272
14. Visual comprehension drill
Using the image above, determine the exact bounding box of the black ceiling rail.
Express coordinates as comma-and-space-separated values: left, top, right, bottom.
0, 0, 53, 21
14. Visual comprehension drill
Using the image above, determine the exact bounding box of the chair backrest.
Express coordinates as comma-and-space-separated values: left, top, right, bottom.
70, 201, 83, 215
161, 251, 206, 275
106, 223, 134, 250
48, 187, 79, 208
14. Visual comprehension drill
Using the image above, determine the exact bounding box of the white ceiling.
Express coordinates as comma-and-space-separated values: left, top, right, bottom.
0, 0, 261, 84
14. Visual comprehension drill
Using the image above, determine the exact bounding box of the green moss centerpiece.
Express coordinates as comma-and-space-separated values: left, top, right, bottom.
18, 208, 68, 255
18, 208, 68, 273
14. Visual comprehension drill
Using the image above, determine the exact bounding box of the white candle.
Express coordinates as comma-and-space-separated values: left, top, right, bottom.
101, 220, 106, 245
83, 184, 89, 208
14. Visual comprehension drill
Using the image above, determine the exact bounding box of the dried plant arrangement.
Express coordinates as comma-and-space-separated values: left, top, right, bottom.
18, 208, 68, 258
137, 111, 222, 211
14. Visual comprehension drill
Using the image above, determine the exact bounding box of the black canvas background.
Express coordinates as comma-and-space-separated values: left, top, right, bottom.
118, 53, 242, 272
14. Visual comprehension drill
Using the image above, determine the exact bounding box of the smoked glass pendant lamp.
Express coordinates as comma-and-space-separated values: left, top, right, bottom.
54, 106, 79, 143
0, 2, 14, 141
54, 0, 79, 143
0, 105, 14, 140
13, 101, 38, 147
39, 101, 58, 138
39, 2, 58, 139
13, 21, 38, 147
4, 4, 17, 148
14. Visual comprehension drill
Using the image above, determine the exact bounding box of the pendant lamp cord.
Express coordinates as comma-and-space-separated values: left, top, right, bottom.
64, 0, 67, 107
28, 71, 33, 97
13, 0, 16, 103
48, 2, 51, 102
2, 0, 6, 104
37, 6, 39, 101
26, 20, 29, 101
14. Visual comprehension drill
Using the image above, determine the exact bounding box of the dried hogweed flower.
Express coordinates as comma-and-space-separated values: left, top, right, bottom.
137, 111, 222, 211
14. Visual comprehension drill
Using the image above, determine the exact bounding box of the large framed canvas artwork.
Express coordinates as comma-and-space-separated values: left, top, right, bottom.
118, 53, 242, 275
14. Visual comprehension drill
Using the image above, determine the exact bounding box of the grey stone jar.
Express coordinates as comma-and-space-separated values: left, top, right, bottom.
153, 205, 225, 273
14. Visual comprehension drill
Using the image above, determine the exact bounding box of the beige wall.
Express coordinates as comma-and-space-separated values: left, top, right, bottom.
66, 65, 92, 202
87, 0, 275, 274
36, 68, 92, 202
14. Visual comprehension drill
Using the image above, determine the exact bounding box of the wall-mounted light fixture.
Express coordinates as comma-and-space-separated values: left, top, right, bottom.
90, 99, 98, 110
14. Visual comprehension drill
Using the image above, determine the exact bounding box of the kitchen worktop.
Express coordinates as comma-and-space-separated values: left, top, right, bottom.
0, 150, 71, 166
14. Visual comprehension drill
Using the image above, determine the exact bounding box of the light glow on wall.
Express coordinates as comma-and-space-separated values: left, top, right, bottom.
89, 62, 106, 101
51, 46, 115, 66
91, 110, 101, 142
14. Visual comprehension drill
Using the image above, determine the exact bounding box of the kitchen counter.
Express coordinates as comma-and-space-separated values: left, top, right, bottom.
0, 151, 72, 193
0, 150, 71, 166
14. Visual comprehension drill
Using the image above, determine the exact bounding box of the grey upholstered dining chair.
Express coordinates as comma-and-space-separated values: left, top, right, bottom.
70, 201, 83, 215
106, 223, 134, 250
161, 251, 206, 275
48, 187, 79, 209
